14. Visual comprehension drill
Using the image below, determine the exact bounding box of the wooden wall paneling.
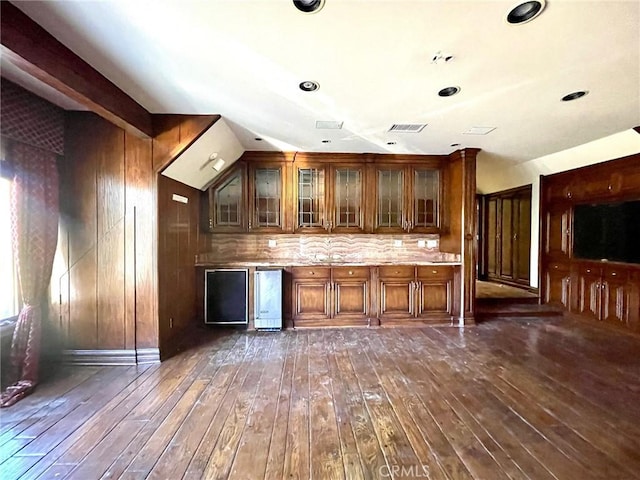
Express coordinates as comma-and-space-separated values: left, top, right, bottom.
65, 113, 98, 267
152, 114, 220, 172
68, 246, 97, 349
486, 197, 498, 278
97, 220, 126, 348
124, 132, 156, 350
459, 149, 478, 323
0, 2, 153, 138
545, 262, 571, 309
439, 156, 462, 254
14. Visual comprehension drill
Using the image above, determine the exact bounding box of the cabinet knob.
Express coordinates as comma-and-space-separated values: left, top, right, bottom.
586, 269, 591, 273
554, 265, 558, 269
348, 270, 353, 275
612, 272, 617, 276
432, 270, 437, 274
310, 271, 315, 275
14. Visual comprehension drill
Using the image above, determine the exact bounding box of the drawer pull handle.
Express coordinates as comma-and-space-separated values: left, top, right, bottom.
310, 271, 315, 275
349, 270, 353, 275
586, 269, 591, 273
611, 272, 617, 276
432, 270, 437, 274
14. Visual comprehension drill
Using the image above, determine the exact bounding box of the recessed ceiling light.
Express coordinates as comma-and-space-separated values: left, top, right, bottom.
321, 139, 331, 143
463, 127, 496, 135
561, 91, 589, 102
506, 0, 546, 24
299, 81, 319, 92
438, 86, 460, 97
450, 143, 461, 147
293, 0, 325, 14
254, 137, 263, 141
386, 141, 397, 145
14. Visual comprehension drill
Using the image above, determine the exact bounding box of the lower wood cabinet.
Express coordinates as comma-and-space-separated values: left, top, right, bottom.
545, 262, 571, 309
378, 265, 455, 325
291, 266, 369, 327
574, 263, 636, 328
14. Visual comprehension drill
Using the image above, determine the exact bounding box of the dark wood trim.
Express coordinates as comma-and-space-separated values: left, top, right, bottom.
633, 126, 640, 135
61, 349, 137, 366
0, 2, 153, 138
136, 348, 161, 364
538, 174, 547, 305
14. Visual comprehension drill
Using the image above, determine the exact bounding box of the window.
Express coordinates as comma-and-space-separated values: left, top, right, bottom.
0, 176, 19, 320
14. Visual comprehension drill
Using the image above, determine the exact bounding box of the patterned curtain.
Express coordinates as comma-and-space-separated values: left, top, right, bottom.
0, 142, 58, 408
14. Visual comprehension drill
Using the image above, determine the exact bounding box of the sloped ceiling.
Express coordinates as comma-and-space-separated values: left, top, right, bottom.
9, 0, 640, 171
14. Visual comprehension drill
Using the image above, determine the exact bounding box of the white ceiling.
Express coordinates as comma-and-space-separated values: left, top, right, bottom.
9, 0, 640, 169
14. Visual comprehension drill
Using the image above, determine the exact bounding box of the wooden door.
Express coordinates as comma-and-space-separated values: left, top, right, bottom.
577, 266, 602, 321
515, 193, 531, 283
601, 267, 630, 326
499, 197, 513, 280
486, 197, 498, 278
415, 266, 453, 321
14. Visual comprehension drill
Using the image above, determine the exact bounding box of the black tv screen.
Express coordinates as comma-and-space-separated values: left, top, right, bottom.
573, 200, 640, 264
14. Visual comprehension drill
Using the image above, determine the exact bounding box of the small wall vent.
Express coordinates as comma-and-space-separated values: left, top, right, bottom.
388, 124, 427, 133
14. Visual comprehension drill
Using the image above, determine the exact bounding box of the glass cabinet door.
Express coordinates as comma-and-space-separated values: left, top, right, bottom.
253, 167, 282, 229
376, 168, 404, 229
333, 167, 363, 230
213, 169, 244, 228
413, 168, 440, 228
297, 167, 325, 228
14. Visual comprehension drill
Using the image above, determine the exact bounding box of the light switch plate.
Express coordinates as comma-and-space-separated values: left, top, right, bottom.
394, 239, 403, 247
418, 240, 426, 248
268, 239, 277, 248
426, 239, 438, 248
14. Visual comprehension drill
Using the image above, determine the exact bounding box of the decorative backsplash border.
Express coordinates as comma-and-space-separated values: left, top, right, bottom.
197, 233, 461, 265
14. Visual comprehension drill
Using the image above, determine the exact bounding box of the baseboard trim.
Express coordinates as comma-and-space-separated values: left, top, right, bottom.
136, 348, 161, 364
62, 349, 137, 366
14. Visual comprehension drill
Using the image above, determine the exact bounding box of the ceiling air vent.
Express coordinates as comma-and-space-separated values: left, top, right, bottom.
388, 124, 427, 133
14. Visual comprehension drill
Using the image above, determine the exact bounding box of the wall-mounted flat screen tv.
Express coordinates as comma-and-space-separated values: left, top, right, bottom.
573, 200, 640, 264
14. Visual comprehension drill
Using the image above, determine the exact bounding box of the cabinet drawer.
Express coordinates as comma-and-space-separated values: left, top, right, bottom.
291, 267, 331, 279
332, 266, 370, 279
378, 266, 415, 279
603, 268, 629, 283
417, 265, 454, 280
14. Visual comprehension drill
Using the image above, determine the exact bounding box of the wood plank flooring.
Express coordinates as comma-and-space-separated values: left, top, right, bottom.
1, 318, 640, 479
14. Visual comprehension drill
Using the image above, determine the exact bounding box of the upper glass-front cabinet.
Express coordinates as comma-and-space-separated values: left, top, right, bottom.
250, 165, 285, 231
209, 164, 246, 232
332, 166, 364, 232
296, 166, 326, 230
376, 168, 404, 231
412, 168, 440, 229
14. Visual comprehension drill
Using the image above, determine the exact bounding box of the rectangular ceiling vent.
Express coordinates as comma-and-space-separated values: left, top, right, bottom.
388, 123, 427, 133
315, 120, 343, 129
463, 126, 496, 135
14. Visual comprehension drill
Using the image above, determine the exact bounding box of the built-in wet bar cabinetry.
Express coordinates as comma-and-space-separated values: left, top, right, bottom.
196, 149, 478, 329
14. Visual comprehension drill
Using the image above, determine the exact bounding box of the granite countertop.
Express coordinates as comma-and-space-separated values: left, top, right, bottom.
195, 258, 462, 267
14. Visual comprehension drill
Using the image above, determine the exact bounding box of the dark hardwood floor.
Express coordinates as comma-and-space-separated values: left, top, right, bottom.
1, 317, 640, 479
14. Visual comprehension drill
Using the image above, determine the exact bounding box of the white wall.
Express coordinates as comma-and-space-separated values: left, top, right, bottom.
476, 128, 640, 288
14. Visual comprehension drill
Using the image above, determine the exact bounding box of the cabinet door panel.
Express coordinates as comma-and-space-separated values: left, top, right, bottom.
577, 268, 601, 321
417, 280, 452, 318
486, 198, 498, 277
379, 280, 413, 318
211, 166, 246, 232
499, 197, 513, 279
332, 166, 364, 232
412, 168, 440, 231
293, 281, 330, 320
545, 263, 571, 309
515, 195, 531, 282
250, 165, 284, 232
374, 167, 405, 232
334, 281, 368, 318
295, 166, 326, 231
545, 205, 570, 258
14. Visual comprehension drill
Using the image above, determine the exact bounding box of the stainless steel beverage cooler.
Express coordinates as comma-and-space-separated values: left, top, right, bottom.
254, 269, 283, 330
